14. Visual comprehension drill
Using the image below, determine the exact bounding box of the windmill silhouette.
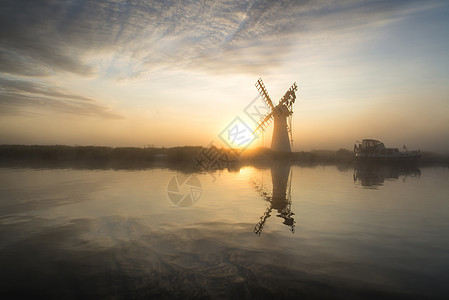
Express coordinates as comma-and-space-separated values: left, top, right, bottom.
254, 78, 298, 152
252, 163, 295, 236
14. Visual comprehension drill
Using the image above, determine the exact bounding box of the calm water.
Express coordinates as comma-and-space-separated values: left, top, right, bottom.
1, 164, 448, 299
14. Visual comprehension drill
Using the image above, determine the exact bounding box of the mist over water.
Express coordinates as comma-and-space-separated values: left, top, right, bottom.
1, 165, 448, 299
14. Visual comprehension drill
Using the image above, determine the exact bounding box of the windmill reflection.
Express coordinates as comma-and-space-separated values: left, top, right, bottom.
353, 163, 421, 188
251, 163, 294, 236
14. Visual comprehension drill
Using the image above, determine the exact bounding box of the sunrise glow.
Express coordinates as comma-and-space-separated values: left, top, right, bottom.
1, 0, 448, 152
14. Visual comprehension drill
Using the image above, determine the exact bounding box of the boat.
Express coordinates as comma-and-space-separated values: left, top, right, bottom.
354, 139, 420, 161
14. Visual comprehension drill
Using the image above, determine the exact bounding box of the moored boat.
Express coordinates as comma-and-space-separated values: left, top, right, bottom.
354, 139, 420, 161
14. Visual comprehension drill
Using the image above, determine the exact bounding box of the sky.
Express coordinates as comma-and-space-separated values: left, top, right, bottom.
1, 0, 449, 152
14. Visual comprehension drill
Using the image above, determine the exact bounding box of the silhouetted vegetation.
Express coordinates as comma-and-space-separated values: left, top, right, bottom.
416, 151, 449, 165
0, 145, 157, 169
0, 145, 447, 170
0, 145, 229, 170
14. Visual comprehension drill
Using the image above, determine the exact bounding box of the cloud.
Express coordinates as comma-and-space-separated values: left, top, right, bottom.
0, 77, 122, 119
0, 0, 436, 78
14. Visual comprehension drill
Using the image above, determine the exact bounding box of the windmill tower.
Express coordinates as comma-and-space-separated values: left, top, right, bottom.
254, 78, 298, 152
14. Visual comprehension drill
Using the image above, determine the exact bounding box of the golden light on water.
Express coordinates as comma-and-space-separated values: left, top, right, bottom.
238, 166, 257, 177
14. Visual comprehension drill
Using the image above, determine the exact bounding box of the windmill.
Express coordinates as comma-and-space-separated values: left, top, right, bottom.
254, 78, 298, 152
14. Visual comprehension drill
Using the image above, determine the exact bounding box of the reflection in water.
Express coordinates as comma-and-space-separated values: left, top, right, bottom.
251, 163, 295, 235
353, 163, 421, 187
2, 166, 449, 298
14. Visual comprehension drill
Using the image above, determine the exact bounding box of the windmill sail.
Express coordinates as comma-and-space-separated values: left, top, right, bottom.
279, 83, 298, 107
254, 111, 274, 135
255, 78, 275, 110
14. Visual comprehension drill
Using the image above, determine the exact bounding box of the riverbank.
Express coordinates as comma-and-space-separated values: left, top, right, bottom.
0, 145, 447, 169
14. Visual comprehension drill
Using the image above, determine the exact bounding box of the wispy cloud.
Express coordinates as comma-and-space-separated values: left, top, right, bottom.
0, 0, 435, 78
0, 77, 122, 119
0, 0, 443, 120
0, 0, 447, 149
